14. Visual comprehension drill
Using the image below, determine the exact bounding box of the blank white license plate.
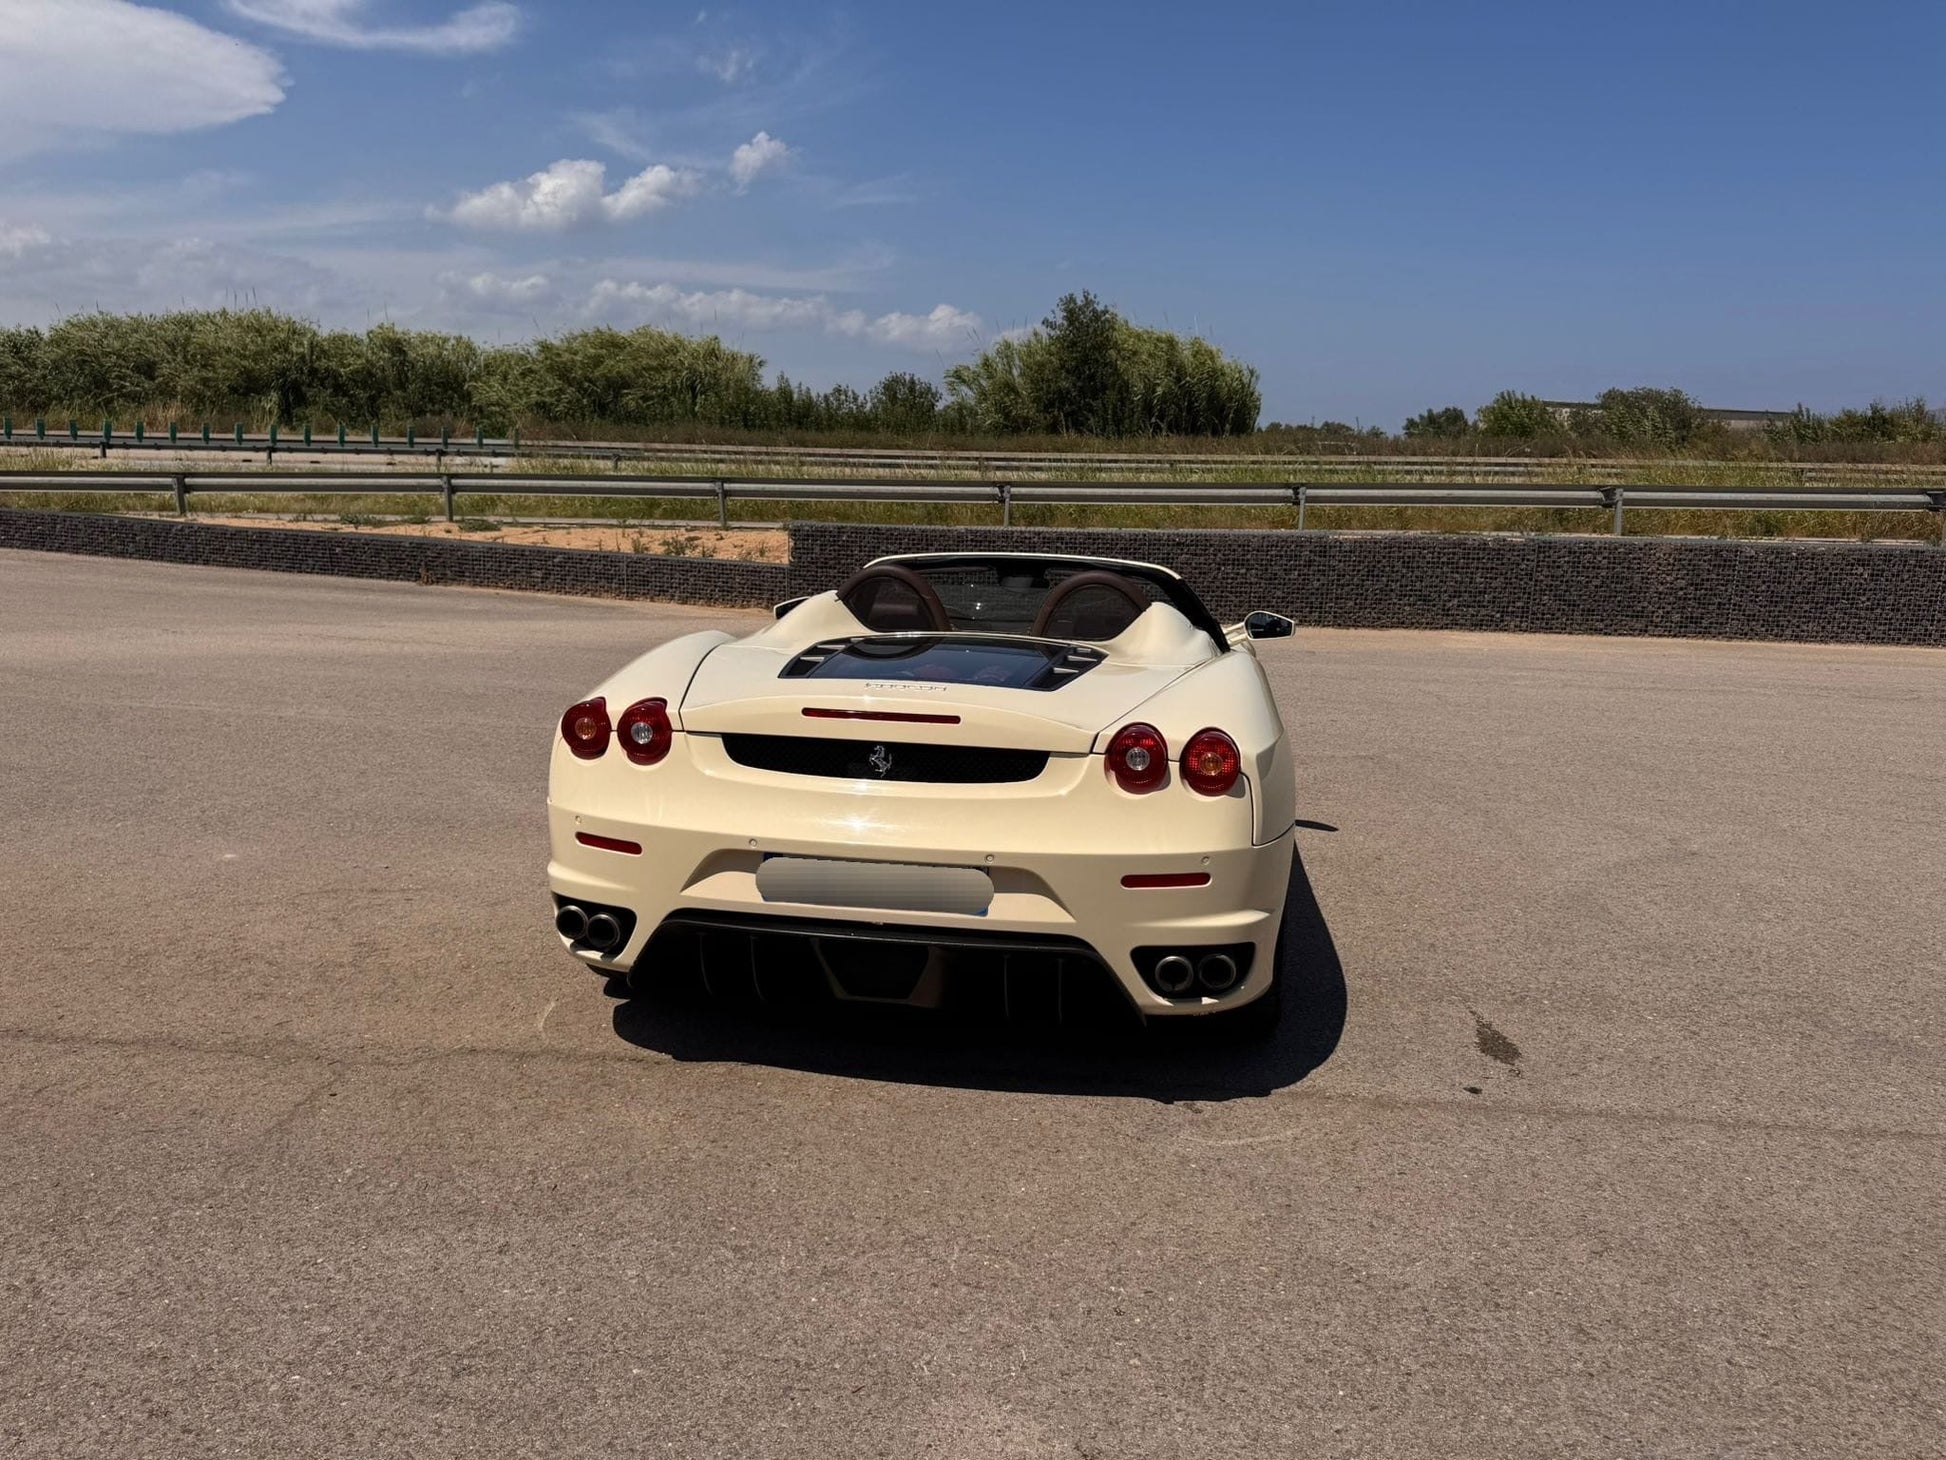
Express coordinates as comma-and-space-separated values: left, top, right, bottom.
755, 857, 993, 916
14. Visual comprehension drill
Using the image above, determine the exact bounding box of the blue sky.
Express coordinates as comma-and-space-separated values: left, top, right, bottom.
1, 0, 1941, 426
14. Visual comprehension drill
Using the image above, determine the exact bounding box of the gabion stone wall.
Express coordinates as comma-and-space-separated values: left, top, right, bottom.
0, 509, 788, 609
6, 508, 1943, 645
787, 523, 1946, 646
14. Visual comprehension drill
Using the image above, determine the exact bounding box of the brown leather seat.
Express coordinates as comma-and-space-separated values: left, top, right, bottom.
1030, 571, 1151, 641
836, 564, 953, 633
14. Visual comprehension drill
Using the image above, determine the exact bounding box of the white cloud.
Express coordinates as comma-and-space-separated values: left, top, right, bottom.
845, 303, 984, 349
0, 1, 286, 157
438, 159, 702, 231
590, 281, 981, 352
729, 131, 792, 191
444, 159, 605, 231
438, 269, 552, 305
223, 0, 518, 53
605, 164, 702, 222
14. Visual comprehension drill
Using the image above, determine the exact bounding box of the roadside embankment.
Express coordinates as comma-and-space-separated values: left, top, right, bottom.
4, 508, 1941, 645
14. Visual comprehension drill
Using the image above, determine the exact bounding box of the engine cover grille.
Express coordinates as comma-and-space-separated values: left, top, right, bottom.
721, 733, 1050, 784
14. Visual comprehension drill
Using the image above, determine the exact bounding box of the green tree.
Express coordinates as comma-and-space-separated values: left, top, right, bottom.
1403, 406, 1470, 437
1590, 386, 1703, 447
945, 293, 1260, 437
1040, 291, 1124, 435
1828, 397, 1936, 443
1475, 391, 1559, 439
868, 371, 942, 432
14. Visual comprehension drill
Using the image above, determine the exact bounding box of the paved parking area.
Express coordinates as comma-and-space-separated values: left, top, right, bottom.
2, 549, 1940, 1458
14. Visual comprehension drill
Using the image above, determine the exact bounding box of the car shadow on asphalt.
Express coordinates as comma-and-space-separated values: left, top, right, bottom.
607, 847, 1347, 1102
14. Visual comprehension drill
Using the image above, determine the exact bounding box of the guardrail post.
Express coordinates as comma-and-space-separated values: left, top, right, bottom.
134, 421, 144, 444
337, 423, 347, 448
233, 423, 243, 447
303, 423, 312, 448
1000, 482, 1012, 527
714, 480, 728, 528
370, 423, 380, 447
1929, 490, 1946, 547
201, 423, 211, 445
172, 475, 187, 516
407, 425, 416, 449
100, 420, 111, 458
2, 416, 10, 442
1610, 486, 1626, 535
475, 426, 485, 449
267, 422, 278, 460
68, 419, 78, 442
442, 474, 455, 523
1295, 483, 1308, 531
169, 423, 178, 446
35, 416, 45, 441
512, 427, 520, 451
440, 426, 451, 453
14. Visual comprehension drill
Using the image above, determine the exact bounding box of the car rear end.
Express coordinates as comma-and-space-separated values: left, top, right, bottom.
546, 625, 1294, 1022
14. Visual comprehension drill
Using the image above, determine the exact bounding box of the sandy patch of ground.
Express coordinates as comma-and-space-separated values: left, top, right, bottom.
179, 515, 789, 562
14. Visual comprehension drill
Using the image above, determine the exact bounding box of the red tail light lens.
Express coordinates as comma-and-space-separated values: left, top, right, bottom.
1105, 723, 1168, 793
561, 697, 610, 759
616, 697, 673, 765
1181, 728, 1241, 795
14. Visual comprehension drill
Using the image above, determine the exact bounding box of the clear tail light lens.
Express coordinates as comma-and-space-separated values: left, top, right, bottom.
1181, 728, 1241, 795
1105, 722, 1168, 792
616, 697, 673, 765
561, 696, 611, 759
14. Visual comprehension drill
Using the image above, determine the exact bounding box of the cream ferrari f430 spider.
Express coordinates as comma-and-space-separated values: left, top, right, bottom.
547, 553, 1299, 1033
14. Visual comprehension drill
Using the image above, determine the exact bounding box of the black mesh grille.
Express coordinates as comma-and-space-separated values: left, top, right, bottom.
721, 734, 1050, 784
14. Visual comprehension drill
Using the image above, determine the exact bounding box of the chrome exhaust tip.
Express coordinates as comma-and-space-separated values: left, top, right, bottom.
1153, 954, 1196, 996
1197, 952, 1239, 993
583, 912, 623, 953
554, 904, 589, 941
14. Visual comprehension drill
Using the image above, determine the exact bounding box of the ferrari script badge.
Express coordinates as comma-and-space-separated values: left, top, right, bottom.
868, 744, 894, 777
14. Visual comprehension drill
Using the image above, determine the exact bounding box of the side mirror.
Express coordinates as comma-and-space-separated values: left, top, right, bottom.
773, 596, 810, 619
1244, 611, 1295, 640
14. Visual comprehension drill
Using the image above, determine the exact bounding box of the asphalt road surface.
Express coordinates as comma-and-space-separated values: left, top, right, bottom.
3, 550, 1941, 1459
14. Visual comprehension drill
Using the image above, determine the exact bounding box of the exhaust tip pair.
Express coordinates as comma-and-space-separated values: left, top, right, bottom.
1152, 951, 1239, 997
555, 903, 623, 953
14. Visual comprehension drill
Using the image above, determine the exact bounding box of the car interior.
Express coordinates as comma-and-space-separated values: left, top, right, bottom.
835, 562, 1156, 642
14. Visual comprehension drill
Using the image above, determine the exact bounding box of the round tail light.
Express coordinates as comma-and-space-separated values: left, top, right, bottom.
616, 697, 673, 765
1105, 723, 1168, 793
560, 697, 610, 759
1181, 728, 1241, 795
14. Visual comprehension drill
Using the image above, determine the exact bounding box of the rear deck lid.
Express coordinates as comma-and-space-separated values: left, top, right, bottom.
679, 634, 1196, 753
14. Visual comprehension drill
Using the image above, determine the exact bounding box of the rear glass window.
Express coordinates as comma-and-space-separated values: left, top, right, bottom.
784, 636, 1104, 691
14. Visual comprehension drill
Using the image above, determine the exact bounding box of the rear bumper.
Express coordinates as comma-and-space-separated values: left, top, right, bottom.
546, 734, 1294, 1017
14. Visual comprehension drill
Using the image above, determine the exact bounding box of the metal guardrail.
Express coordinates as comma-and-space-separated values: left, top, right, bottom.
5, 425, 1946, 487
1, 468, 1941, 538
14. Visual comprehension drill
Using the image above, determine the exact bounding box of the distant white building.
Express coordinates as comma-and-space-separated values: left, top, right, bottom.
1541, 400, 1795, 432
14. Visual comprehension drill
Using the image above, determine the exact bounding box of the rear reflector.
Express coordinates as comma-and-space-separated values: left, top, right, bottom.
1121, 872, 1211, 889
576, 832, 643, 855
803, 708, 962, 725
